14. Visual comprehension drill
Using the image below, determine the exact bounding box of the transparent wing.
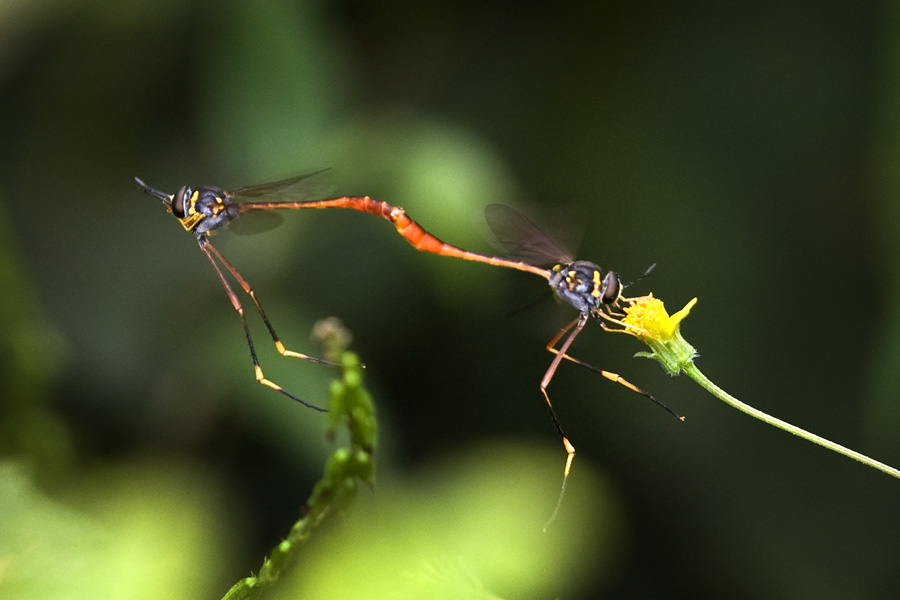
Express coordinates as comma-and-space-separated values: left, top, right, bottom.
227, 168, 335, 204
224, 169, 336, 234
484, 204, 574, 266
224, 209, 284, 235
213, 169, 334, 234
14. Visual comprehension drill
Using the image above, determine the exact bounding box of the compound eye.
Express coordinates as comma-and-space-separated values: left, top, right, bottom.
172, 186, 192, 218
601, 271, 621, 304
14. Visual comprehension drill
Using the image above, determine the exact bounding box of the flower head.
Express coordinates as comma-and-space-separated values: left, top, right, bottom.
620, 294, 698, 375
623, 294, 697, 339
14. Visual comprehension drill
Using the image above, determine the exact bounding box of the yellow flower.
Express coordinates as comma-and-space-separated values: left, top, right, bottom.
622, 294, 698, 340
620, 294, 699, 375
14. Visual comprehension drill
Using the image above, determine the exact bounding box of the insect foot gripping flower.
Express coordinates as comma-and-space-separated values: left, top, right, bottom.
620, 294, 900, 481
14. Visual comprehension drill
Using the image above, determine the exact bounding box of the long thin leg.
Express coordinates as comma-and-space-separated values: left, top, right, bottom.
239, 197, 552, 280
540, 315, 587, 477
197, 238, 326, 411
201, 239, 331, 365
539, 314, 588, 530
539, 314, 682, 529
545, 323, 683, 421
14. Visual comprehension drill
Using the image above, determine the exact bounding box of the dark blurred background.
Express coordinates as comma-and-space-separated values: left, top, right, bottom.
3, 1, 900, 598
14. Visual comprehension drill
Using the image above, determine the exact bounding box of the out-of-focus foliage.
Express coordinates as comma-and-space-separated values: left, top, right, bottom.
270, 442, 617, 600
0, 459, 234, 600
2, 1, 900, 598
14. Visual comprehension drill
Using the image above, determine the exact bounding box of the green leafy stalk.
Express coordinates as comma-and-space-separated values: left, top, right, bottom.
221, 318, 376, 600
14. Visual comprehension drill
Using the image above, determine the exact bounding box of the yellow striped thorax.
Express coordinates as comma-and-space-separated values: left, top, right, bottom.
549, 260, 621, 315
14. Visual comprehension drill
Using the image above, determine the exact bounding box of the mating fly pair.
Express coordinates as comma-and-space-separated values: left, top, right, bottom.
138, 171, 677, 495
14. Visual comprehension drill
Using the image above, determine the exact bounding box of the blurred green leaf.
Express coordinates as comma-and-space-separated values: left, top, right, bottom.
0, 459, 236, 600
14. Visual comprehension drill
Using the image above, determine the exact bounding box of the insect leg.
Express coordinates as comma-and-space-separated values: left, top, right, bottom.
197, 238, 326, 411
539, 314, 588, 530
540, 315, 588, 478
546, 332, 683, 421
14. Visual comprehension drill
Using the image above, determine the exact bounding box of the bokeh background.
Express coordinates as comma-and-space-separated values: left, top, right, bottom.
3, 1, 900, 598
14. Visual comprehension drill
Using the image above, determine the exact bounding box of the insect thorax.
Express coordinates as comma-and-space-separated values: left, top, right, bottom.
549, 261, 619, 313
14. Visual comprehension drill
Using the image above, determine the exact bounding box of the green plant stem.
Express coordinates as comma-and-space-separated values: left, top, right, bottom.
221, 319, 376, 600
683, 362, 900, 479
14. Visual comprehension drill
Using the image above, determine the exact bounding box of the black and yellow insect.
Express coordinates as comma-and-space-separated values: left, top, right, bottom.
136, 173, 359, 410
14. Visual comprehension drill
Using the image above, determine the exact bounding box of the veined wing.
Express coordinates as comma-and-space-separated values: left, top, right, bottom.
228, 168, 335, 205
225, 169, 336, 233
485, 203, 574, 267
